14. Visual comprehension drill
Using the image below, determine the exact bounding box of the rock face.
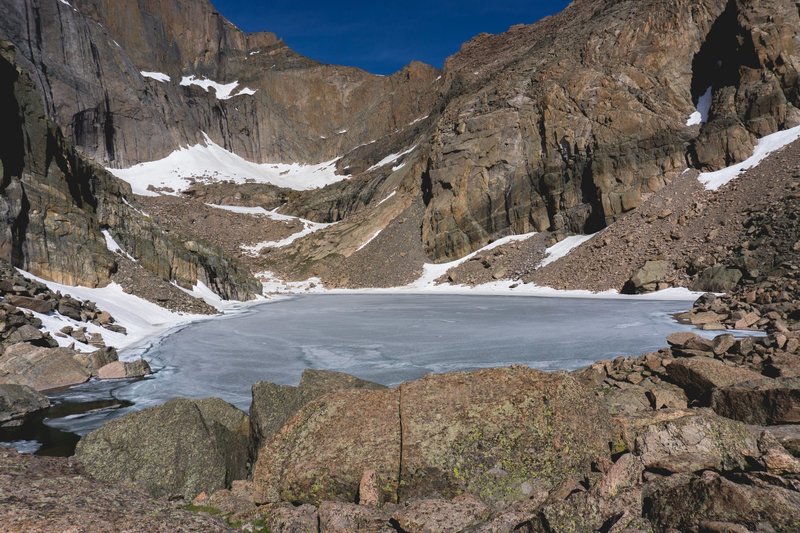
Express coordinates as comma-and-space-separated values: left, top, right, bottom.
0, 0, 440, 167
632, 409, 757, 474
0, 41, 258, 298
1, 0, 796, 280
666, 357, 764, 401
249, 369, 386, 452
0, 383, 49, 426
75, 397, 250, 500
420, 0, 800, 261
254, 367, 611, 506
254, 387, 401, 505
644, 470, 800, 532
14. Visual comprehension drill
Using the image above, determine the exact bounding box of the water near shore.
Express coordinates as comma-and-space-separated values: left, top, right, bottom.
4, 294, 700, 454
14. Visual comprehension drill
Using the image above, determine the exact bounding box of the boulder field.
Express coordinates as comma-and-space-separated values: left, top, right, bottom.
68, 320, 800, 532
0, 260, 152, 393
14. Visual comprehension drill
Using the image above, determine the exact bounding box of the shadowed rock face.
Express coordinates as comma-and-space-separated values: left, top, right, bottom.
0, 41, 259, 297
0, 0, 441, 167
420, 0, 800, 261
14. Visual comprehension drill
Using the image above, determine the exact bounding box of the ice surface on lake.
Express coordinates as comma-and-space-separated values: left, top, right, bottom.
47, 294, 701, 437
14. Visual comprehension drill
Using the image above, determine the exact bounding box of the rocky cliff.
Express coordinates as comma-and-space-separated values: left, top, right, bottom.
420, 0, 800, 261
0, 40, 258, 299
247, 0, 800, 289
2, 0, 799, 294
0, 0, 440, 167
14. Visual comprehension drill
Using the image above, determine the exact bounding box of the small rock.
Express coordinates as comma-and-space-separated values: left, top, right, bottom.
96, 359, 152, 380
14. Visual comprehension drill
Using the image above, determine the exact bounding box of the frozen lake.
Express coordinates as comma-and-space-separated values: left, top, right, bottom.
5, 294, 701, 452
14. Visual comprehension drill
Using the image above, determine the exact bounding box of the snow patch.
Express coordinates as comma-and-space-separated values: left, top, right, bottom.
101, 229, 135, 261
57, 0, 72, 6
205, 204, 271, 216
377, 190, 397, 206
109, 133, 347, 196
179, 75, 255, 100
686, 86, 712, 126
539, 234, 594, 268
367, 145, 417, 172
216, 205, 336, 254
698, 125, 800, 190
409, 115, 429, 126
357, 229, 383, 251
172, 280, 256, 312
141, 71, 170, 83
122, 197, 150, 217
258, 271, 327, 295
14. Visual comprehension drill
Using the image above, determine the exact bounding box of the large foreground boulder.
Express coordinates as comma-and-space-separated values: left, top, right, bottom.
254, 367, 612, 506
249, 369, 385, 452
0, 383, 49, 427
666, 357, 764, 401
0, 344, 89, 391
254, 387, 401, 505
711, 377, 800, 425
644, 471, 800, 531
76, 398, 249, 500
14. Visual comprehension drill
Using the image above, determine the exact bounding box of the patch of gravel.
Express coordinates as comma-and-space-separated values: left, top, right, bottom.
0, 450, 230, 532
322, 196, 429, 288
137, 195, 303, 268
112, 258, 217, 315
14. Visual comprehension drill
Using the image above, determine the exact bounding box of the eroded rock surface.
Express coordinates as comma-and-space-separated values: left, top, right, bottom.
76, 398, 250, 500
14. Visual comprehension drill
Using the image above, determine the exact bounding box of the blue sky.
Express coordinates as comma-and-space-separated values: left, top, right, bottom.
213, 1, 571, 75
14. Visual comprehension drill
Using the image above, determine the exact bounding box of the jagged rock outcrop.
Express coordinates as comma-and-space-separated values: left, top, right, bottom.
0, 41, 258, 298
0, 0, 441, 167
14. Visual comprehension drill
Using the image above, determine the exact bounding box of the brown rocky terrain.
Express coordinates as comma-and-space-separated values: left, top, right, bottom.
212, 0, 800, 290
0, 449, 231, 532
419, 0, 800, 262
0, 0, 800, 529
530, 137, 800, 294
3, 0, 799, 297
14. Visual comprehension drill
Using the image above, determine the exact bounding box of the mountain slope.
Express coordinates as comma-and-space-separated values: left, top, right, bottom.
0, 40, 258, 301
253, 0, 800, 289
